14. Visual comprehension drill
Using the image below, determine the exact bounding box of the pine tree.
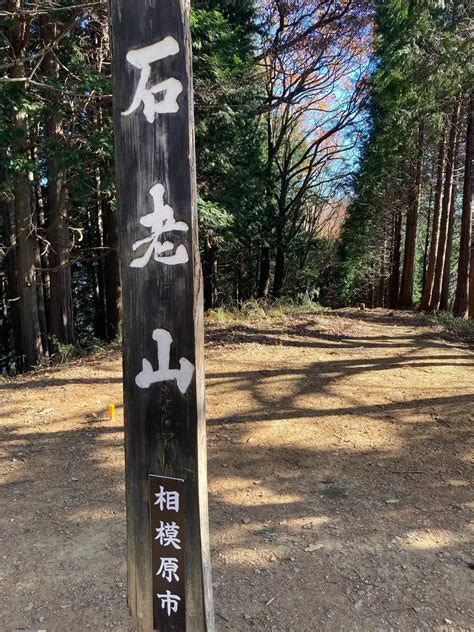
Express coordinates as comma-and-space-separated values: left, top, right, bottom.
453, 95, 473, 317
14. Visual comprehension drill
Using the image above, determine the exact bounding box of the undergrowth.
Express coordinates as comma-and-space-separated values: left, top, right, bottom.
0, 336, 112, 378
32, 336, 110, 372
419, 311, 474, 342
206, 298, 329, 323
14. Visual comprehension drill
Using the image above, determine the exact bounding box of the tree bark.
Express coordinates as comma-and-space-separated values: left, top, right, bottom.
421, 179, 434, 295
30, 135, 50, 357
377, 241, 386, 308
92, 175, 107, 340
41, 17, 74, 346
0, 149, 23, 370
203, 237, 218, 310
453, 94, 473, 317
439, 129, 461, 311
8, 1, 46, 370
12, 112, 45, 370
430, 101, 461, 311
469, 232, 474, 318
389, 204, 402, 308
399, 124, 424, 308
103, 199, 122, 340
420, 134, 447, 310
272, 241, 285, 298
0, 271, 8, 361
257, 243, 270, 297
92, 256, 107, 340
35, 219, 49, 357
272, 200, 287, 298
234, 252, 243, 305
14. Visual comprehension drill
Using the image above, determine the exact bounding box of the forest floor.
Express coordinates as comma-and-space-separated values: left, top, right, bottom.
0, 308, 473, 632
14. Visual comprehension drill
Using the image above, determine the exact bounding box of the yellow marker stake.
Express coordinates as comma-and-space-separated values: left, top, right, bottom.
108, 404, 116, 420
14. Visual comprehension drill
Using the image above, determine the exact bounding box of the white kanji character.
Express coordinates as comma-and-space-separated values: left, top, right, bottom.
135, 329, 194, 394
157, 590, 181, 616
130, 183, 189, 269
154, 486, 180, 512
157, 557, 180, 583
155, 521, 182, 550
123, 37, 183, 122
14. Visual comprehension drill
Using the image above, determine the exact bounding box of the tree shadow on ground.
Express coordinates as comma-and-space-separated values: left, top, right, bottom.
1, 310, 472, 630
204, 312, 473, 629
206, 393, 472, 630
206, 312, 473, 354
1, 390, 472, 630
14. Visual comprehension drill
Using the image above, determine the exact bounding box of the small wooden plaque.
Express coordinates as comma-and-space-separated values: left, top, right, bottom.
150, 475, 186, 631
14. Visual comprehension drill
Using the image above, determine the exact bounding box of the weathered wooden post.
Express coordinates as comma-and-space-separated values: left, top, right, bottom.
109, 1, 214, 630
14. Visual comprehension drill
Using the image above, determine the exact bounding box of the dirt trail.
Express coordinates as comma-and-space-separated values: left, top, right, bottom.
0, 309, 473, 632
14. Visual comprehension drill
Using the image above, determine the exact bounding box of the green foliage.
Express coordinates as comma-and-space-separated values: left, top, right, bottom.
192, 0, 266, 303
8, 1, 470, 374
0, 6, 116, 371
340, 0, 471, 307
285, 235, 340, 302
197, 198, 233, 239
41, 336, 107, 368
419, 311, 474, 341
206, 297, 328, 323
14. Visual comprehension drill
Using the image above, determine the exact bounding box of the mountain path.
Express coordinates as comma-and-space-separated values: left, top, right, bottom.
1, 309, 472, 631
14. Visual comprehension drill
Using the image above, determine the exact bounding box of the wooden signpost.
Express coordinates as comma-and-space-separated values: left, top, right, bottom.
109, 1, 214, 630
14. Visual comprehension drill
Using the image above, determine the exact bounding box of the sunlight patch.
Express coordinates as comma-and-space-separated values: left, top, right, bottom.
401, 529, 464, 551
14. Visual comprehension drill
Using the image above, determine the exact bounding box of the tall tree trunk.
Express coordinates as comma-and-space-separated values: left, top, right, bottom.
399, 125, 424, 308
440, 131, 461, 311
203, 236, 218, 310
272, 242, 285, 298
235, 253, 243, 305
42, 17, 74, 346
0, 270, 8, 362
31, 136, 50, 357
422, 179, 434, 295
377, 241, 386, 308
389, 205, 402, 308
12, 110, 45, 370
35, 224, 49, 356
420, 134, 447, 310
370, 281, 375, 308
469, 233, 474, 318
272, 203, 286, 298
430, 101, 461, 311
257, 243, 270, 297
245, 242, 254, 301
9, 2, 45, 370
103, 199, 122, 340
261, 113, 275, 300
92, 259, 107, 339
454, 94, 473, 317
0, 149, 23, 370
91, 165, 108, 339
